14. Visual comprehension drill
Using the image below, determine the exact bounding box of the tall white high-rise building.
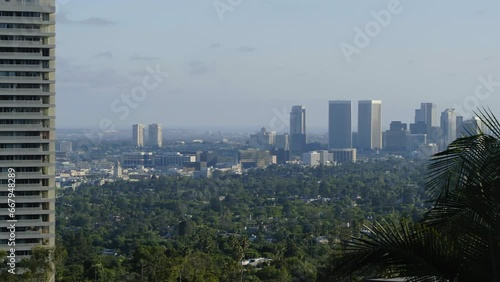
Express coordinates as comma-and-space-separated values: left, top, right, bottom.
148, 124, 162, 148
0, 0, 56, 261
358, 100, 382, 151
440, 109, 457, 149
132, 124, 145, 147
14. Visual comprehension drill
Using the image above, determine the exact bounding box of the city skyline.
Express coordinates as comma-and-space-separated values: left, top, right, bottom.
55, 1, 500, 129
65, 99, 490, 135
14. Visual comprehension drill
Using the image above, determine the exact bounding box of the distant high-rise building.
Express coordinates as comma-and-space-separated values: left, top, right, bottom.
132, 124, 145, 147
384, 121, 408, 151
275, 134, 290, 150
460, 117, 485, 137
148, 124, 163, 147
406, 134, 427, 152
456, 116, 464, 138
441, 109, 457, 149
410, 122, 427, 135
290, 105, 306, 155
249, 127, 275, 150
329, 101, 352, 149
415, 103, 438, 127
113, 160, 123, 179
358, 100, 382, 151
412, 103, 437, 135
0, 0, 57, 261
57, 141, 73, 153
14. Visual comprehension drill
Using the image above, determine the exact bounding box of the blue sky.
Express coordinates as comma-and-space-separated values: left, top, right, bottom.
56, 0, 500, 132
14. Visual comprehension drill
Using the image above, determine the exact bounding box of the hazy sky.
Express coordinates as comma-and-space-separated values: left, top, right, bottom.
56, 0, 500, 132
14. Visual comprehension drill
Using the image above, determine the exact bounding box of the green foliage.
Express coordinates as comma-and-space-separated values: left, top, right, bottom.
52, 157, 428, 281
322, 111, 500, 282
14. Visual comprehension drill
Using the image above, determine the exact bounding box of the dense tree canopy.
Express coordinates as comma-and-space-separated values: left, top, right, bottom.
2, 157, 429, 281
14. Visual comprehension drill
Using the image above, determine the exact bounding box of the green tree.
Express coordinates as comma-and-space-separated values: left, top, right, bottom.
321, 111, 500, 282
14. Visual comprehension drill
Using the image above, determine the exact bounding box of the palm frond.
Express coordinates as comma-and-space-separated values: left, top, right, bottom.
426, 133, 500, 202
475, 108, 500, 139
329, 220, 461, 281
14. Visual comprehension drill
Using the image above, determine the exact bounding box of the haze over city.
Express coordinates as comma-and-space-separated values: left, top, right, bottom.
3, 0, 500, 280
56, 0, 500, 130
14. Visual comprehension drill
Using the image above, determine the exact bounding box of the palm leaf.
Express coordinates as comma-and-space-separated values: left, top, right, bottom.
329, 220, 461, 282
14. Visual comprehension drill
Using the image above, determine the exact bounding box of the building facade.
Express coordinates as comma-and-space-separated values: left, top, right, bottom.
0, 0, 56, 261
132, 124, 145, 147
290, 105, 306, 155
148, 123, 162, 148
122, 152, 154, 169
358, 100, 382, 151
384, 121, 408, 151
331, 148, 357, 162
249, 127, 275, 150
328, 100, 352, 149
440, 108, 457, 150
415, 103, 437, 128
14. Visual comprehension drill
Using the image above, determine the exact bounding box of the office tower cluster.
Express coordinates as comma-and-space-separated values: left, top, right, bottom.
384, 102, 486, 156
243, 99, 487, 167
132, 124, 163, 148
325, 99, 481, 159
0, 0, 56, 259
328, 100, 383, 159
243, 105, 307, 166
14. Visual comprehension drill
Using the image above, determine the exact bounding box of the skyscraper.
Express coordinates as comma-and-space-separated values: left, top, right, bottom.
132, 124, 145, 147
384, 121, 408, 151
415, 103, 437, 126
440, 109, 457, 149
328, 100, 352, 149
148, 124, 162, 148
290, 105, 306, 155
358, 100, 382, 151
414, 103, 438, 134
0, 0, 56, 260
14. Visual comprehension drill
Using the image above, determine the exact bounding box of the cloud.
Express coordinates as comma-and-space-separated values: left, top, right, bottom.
188, 61, 215, 76
235, 46, 257, 53
94, 51, 113, 59
57, 12, 115, 26
57, 57, 128, 90
130, 54, 160, 61
209, 43, 222, 49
